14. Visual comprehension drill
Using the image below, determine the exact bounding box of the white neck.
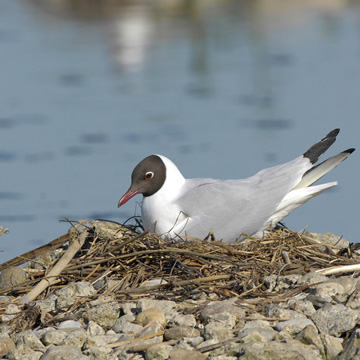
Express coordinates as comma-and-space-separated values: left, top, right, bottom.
156, 155, 186, 200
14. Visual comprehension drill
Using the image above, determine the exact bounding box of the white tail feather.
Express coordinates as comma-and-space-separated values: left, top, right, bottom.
266, 182, 338, 229
294, 151, 351, 189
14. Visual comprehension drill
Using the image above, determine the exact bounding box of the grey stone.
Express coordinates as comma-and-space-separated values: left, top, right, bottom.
34, 327, 57, 339
0, 324, 12, 335
112, 317, 143, 335
1, 313, 15, 322
169, 348, 207, 360
145, 343, 173, 360
136, 299, 176, 317
238, 327, 277, 341
56, 282, 95, 308
346, 282, 360, 309
84, 297, 121, 329
58, 320, 83, 329
311, 281, 346, 303
164, 326, 200, 340
63, 328, 87, 347
169, 313, 196, 327
7, 348, 43, 360
264, 304, 306, 320
311, 303, 360, 336
330, 277, 359, 295
306, 294, 331, 308
27, 250, 63, 271
84, 346, 112, 360
105, 329, 116, 335
172, 339, 194, 351
180, 336, 204, 348
346, 289, 360, 309
297, 272, 328, 286
242, 319, 272, 329
5, 304, 21, 315
114, 347, 142, 360
15, 330, 45, 353
85, 334, 121, 348
195, 339, 219, 352
56, 281, 96, 297
320, 334, 343, 359
233, 338, 323, 360
205, 312, 236, 328
241, 330, 269, 344
136, 323, 163, 338
333, 329, 360, 360
199, 302, 245, 322
41, 329, 67, 346
295, 325, 325, 357
0, 267, 28, 289
86, 321, 105, 336
112, 314, 139, 333
35, 295, 57, 312
0, 333, 16, 356
118, 336, 163, 354
275, 318, 316, 335
40, 345, 88, 360
203, 322, 233, 341
287, 298, 316, 316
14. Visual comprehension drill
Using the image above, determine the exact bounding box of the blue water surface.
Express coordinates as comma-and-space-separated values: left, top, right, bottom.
1, 0, 359, 262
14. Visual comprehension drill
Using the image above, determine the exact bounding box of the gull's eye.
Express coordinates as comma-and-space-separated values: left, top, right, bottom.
145, 171, 154, 180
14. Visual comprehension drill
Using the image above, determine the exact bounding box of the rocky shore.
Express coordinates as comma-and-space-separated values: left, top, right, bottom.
1, 221, 360, 360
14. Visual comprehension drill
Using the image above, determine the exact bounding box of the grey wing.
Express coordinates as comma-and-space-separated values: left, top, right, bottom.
176, 156, 312, 238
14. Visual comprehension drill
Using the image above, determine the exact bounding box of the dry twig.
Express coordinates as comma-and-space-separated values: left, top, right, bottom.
19, 231, 88, 303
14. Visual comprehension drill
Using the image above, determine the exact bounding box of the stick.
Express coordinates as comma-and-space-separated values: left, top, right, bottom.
115, 274, 230, 295
105, 230, 150, 255
128, 339, 177, 352
316, 263, 360, 276
107, 330, 164, 348
65, 249, 232, 271
19, 231, 88, 304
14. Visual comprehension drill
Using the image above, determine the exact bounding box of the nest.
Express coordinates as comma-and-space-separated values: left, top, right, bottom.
1, 219, 360, 332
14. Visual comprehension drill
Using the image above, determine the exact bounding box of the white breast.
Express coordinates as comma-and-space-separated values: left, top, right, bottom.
141, 155, 188, 238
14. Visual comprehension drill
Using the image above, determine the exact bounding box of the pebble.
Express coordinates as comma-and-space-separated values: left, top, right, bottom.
164, 326, 200, 340
0, 267, 28, 289
136, 308, 167, 327
58, 320, 83, 329
0, 334, 16, 356
311, 303, 360, 337
168, 348, 207, 360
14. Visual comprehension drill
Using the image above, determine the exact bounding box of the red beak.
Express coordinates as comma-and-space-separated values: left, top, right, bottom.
118, 188, 139, 207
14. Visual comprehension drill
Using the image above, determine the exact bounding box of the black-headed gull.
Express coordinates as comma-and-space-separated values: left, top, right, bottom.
118, 129, 354, 243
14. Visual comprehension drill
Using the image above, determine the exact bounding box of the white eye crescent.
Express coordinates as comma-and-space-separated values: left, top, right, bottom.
145, 171, 154, 180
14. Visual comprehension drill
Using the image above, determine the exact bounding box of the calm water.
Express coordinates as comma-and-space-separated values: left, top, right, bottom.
1, 0, 359, 263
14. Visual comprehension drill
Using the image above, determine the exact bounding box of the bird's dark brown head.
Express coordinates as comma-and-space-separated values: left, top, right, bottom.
118, 155, 166, 207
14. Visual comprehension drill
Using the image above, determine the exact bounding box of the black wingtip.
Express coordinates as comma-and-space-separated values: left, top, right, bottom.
303, 128, 341, 164
328, 128, 340, 137
343, 148, 355, 154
